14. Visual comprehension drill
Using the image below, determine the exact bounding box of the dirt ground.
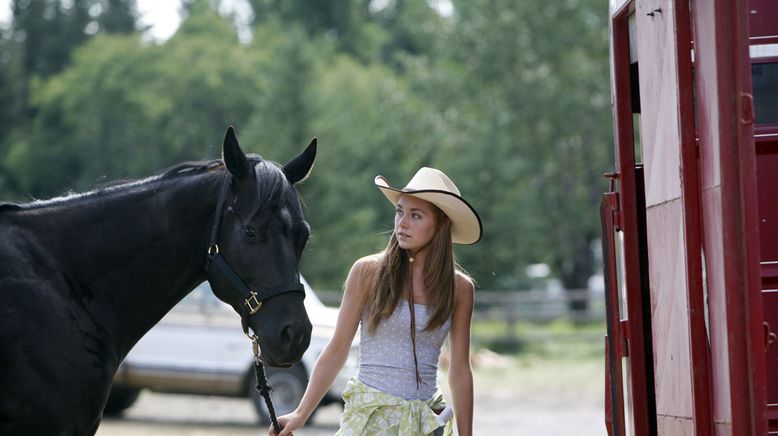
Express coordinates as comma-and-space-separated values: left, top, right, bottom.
97, 353, 605, 436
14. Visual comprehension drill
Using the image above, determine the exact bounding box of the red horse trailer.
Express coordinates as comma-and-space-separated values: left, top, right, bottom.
601, 0, 778, 434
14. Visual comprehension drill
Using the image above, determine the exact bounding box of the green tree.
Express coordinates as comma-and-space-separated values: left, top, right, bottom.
300, 55, 434, 288
11, 0, 91, 78
369, 0, 444, 66
248, 0, 385, 62
1, 0, 614, 301
231, 19, 433, 289
1, 0, 139, 198
98, 0, 138, 34
248, 0, 356, 39
4, 4, 264, 198
242, 21, 316, 159
0, 26, 20, 198
423, 0, 612, 298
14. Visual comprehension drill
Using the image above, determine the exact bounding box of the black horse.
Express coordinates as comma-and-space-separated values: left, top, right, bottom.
0, 127, 315, 435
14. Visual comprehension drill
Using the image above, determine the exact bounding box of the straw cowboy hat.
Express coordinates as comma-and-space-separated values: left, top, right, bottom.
375, 167, 482, 245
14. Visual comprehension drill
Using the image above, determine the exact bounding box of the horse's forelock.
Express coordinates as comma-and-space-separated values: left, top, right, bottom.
254, 160, 290, 206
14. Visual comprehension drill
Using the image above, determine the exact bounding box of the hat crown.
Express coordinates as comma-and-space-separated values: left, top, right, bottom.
403, 167, 461, 195
374, 166, 481, 244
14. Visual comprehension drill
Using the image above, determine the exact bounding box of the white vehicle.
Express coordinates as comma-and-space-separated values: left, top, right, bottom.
105, 278, 357, 424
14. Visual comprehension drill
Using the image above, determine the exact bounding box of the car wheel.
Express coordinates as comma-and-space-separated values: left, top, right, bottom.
103, 385, 141, 416
249, 363, 315, 425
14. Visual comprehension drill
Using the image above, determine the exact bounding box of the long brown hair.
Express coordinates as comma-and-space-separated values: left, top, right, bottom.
363, 203, 457, 334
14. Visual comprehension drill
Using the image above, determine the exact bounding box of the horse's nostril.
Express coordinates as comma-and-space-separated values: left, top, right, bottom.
280, 325, 295, 348
279, 323, 311, 350
281, 324, 303, 347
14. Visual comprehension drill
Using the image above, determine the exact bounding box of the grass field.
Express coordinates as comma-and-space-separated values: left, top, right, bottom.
464, 320, 606, 435
473, 352, 603, 408
472, 318, 605, 359
441, 318, 607, 400
469, 319, 605, 411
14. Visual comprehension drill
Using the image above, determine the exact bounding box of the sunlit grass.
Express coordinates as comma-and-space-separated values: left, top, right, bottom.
465, 319, 606, 405
472, 318, 605, 337
472, 319, 606, 359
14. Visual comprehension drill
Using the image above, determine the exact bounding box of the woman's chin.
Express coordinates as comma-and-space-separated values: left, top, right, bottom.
397, 240, 413, 250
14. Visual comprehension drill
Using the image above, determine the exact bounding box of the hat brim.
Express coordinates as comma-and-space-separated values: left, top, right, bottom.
375, 175, 482, 245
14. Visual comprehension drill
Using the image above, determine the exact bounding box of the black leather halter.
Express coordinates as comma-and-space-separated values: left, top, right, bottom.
204, 173, 305, 334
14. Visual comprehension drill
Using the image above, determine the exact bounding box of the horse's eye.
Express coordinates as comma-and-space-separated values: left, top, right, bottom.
244, 226, 258, 239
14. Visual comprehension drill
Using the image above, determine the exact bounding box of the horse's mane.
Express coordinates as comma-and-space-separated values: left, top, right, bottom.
0, 159, 227, 212
158, 160, 224, 180
0, 202, 23, 211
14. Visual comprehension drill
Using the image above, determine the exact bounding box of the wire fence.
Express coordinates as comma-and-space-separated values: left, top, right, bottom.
470, 289, 606, 351
471, 289, 605, 323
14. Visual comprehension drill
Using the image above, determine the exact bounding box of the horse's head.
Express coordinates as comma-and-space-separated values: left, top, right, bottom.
206, 127, 314, 367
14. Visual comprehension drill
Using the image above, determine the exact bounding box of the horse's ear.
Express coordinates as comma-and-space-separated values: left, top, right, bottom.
283, 138, 317, 185
222, 126, 251, 180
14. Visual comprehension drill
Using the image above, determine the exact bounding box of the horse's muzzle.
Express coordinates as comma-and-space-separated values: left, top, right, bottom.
262, 318, 312, 367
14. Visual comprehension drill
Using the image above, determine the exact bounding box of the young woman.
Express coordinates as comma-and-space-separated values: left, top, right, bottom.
271, 167, 482, 436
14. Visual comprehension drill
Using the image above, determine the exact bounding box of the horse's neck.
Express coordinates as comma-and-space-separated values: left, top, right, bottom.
23, 171, 222, 358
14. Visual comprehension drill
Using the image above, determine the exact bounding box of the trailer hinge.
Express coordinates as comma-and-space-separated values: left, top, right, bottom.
603, 172, 622, 231
619, 319, 630, 357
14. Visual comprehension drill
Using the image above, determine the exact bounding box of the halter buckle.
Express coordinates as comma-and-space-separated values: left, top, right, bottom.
244, 291, 262, 314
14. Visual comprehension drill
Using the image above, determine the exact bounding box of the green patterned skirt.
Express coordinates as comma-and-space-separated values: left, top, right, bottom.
336, 378, 454, 436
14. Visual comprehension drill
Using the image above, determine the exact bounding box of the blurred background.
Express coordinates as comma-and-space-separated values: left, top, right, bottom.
0, 0, 610, 434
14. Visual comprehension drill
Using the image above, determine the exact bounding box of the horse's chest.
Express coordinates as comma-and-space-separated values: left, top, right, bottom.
0, 280, 116, 434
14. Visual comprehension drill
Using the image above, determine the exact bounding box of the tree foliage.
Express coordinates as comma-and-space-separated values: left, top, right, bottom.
0, 0, 139, 196
437, 0, 612, 294
0, 0, 612, 292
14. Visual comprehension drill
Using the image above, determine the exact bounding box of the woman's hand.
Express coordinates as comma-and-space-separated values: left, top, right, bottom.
268, 412, 305, 436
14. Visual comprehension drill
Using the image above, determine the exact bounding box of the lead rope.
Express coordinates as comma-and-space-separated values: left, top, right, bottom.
250, 335, 282, 435
408, 256, 424, 389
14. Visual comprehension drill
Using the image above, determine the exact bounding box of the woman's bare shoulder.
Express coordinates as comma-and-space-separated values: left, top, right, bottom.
354, 253, 382, 267
454, 270, 475, 305
345, 253, 382, 288
454, 270, 475, 292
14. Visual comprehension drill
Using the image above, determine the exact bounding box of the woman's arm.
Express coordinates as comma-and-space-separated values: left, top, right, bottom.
271, 256, 375, 436
447, 273, 475, 436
